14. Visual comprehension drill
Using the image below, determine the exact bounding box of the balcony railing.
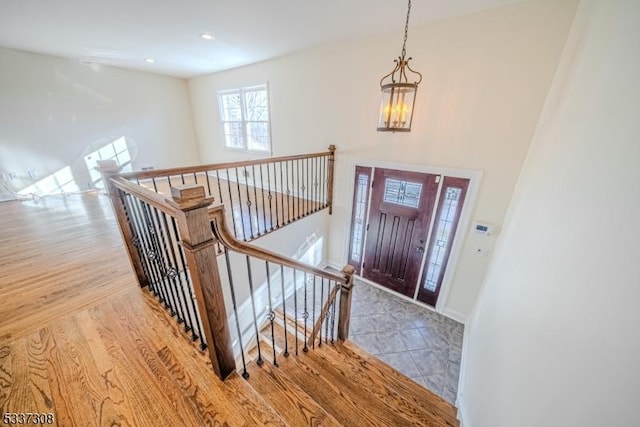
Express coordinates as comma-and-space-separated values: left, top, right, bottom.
116, 146, 336, 242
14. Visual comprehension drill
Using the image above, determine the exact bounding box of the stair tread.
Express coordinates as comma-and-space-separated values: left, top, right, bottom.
336, 341, 459, 424
270, 352, 420, 426
246, 360, 342, 427
222, 371, 290, 426
300, 347, 454, 427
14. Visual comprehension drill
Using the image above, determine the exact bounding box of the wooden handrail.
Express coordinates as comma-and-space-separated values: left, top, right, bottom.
119, 150, 333, 181
109, 176, 178, 217
208, 205, 344, 283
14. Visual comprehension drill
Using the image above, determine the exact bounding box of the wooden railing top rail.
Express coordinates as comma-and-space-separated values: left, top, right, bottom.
209, 205, 345, 284
119, 149, 335, 181
109, 176, 179, 217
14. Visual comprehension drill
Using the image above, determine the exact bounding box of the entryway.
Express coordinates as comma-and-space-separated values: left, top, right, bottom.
348, 166, 470, 308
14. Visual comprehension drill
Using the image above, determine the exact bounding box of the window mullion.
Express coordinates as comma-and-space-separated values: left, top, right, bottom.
240, 89, 248, 150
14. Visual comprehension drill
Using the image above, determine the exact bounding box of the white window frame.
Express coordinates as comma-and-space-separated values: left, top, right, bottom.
217, 83, 272, 154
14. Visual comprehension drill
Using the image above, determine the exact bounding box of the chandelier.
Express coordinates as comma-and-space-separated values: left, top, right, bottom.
377, 0, 422, 132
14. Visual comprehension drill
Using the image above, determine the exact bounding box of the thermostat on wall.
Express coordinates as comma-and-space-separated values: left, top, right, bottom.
474, 222, 493, 236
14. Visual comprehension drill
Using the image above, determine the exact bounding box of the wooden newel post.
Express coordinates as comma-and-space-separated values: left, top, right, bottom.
97, 160, 149, 288
327, 144, 336, 215
337, 264, 356, 341
167, 184, 236, 380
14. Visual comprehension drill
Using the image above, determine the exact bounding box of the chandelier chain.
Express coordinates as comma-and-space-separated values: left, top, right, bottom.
401, 0, 412, 59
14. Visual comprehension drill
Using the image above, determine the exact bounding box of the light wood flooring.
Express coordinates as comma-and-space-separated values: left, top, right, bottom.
0, 193, 458, 426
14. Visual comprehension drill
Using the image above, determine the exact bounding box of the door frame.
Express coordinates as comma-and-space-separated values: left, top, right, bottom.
343, 159, 482, 315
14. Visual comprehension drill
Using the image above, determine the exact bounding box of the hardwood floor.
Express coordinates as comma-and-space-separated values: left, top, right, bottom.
0, 193, 459, 426
0, 193, 134, 341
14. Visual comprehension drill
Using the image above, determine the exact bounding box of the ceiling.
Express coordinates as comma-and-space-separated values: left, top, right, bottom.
0, 0, 521, 79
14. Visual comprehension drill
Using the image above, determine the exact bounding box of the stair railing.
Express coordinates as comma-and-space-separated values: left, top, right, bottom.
99, 151, 353, 382
115, 146, 336, 242
208, 204, 355, 378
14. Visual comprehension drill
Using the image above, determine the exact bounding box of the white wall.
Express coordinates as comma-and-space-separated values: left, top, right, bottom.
188, 0, 578, 318
0, 48, 200, 198
459, 0, 640, 425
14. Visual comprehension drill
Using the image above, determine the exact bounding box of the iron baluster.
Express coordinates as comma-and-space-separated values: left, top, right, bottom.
251, 164, 260, 236
280, 265, 290, 357
170, 216, 197, 336
214, 169, 224, 209
152, 206, 179, 317
244, 166, 255, 239
324, 280, 331, 344
285, 161, 291, 224
129, 198, 161, 298
180, 173, 185, 185
265, 261, 278, 367
193, 172, 198, 186
119, 191, 152, 288
205, 171, 213, 198
235, 168, 248, 241
160, 211, 188, 325
293, 269, 299, 355
330, 283, 337, 343
221, 169, 239, 239
258, 164, 267, 235
318, 277, 325, 347
303, 272, 309, 352
224, 248, 249, 379
141, 202, 171, 309
294, 159, 300, 219
246, 256, 263, 365
266, 163, 275, 231
312, 275, 316, 349
152, 178, 158, 192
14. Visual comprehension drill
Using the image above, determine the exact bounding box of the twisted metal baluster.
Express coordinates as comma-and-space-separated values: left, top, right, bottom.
244, 166, 254, 239
265, 261, 278, 367
246, 256, 263, 365
280, 265, 290, 357
303, 272, 309, 352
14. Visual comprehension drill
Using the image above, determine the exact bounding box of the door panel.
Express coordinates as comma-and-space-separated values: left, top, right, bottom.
362, 168, 439, 297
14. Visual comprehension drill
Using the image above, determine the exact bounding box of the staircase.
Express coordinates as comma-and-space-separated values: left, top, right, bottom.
236, 314, 460, 426
97, 149, 461, 426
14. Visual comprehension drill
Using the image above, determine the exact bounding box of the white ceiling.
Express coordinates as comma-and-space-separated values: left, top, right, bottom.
0, 0, 521, 79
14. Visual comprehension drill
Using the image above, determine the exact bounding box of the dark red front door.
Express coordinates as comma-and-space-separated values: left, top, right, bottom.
362, 168, 439, 297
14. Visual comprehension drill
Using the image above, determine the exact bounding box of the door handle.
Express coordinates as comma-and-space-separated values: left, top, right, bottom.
416, 246, 425, 253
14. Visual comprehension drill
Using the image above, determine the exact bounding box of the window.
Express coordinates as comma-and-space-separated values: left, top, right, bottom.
383, 178, 422, 208
348, 166, 372, 273
218, 84, 271, 153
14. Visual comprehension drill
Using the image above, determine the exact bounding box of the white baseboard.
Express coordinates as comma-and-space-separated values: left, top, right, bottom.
457, 395, 469, 427
324, 260, 344, 271
442, 307, 468, 325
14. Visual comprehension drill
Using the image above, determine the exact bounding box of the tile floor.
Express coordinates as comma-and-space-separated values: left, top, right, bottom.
348, 279, 464, 404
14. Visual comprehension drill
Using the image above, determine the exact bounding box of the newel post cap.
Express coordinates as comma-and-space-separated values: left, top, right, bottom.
167, 185, 214, 211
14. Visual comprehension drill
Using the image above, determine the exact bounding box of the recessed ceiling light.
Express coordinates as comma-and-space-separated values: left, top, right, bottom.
200, 33, 215, 41
144, 58, 156, 63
